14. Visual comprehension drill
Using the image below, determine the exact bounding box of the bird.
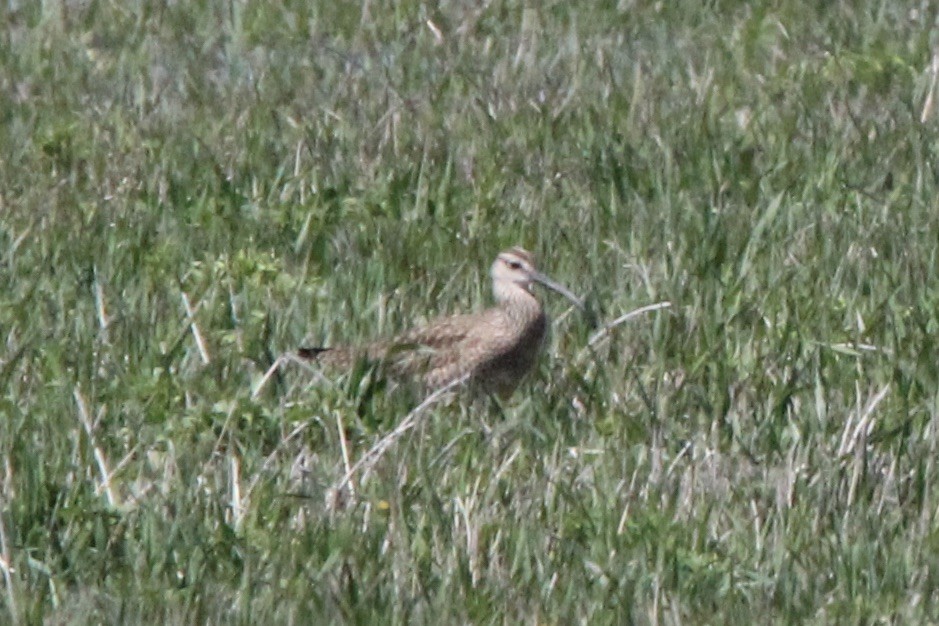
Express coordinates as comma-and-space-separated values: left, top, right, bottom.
298, 246, 586, 398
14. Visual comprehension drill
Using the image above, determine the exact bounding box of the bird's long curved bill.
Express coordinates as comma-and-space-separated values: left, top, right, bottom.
532, 271, 586, 311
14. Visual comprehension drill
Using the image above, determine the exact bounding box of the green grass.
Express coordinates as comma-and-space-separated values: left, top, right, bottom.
3, 0, 939, 622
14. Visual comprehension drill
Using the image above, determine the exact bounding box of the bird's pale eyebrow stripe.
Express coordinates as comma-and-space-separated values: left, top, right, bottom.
502, 247, 536, 266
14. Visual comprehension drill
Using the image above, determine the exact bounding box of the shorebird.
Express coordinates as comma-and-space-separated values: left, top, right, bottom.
298, 246, 585, 398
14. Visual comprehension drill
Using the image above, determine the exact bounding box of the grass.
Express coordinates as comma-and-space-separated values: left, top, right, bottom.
3, 0, 939, 622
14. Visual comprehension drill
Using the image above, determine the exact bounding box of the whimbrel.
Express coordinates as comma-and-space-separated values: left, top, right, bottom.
298, 247, 585, 398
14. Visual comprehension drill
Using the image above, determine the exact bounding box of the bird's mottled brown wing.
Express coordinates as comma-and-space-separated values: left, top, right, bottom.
418, 308, 537, 392
375, 312, 483, 383
300, 305, 543, 396
395, 312, 475, 350
301, 312, 480, 378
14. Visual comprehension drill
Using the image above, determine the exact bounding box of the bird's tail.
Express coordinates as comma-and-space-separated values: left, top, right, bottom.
297, 345, 364, 369
297, 346, 331, 359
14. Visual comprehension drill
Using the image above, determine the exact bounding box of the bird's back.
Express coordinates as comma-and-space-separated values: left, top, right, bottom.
303, 301, 547, 397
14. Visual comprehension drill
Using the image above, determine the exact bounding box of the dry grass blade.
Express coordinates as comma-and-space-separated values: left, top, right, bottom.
586, 301, 672, 349
73, 387, 119, 509
181, 291, 210, 365
332, 373, 471, 498
0, 508, 16, 625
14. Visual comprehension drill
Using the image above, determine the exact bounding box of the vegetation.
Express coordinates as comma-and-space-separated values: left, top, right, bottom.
2, 0, 939, 622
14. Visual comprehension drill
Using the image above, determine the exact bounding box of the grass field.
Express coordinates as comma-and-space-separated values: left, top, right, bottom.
3, 0, 939, 623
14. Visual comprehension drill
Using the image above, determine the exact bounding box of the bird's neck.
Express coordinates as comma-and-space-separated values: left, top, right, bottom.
494, 284, 542, 321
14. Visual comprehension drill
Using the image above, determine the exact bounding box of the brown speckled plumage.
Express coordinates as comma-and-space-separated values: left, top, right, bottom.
299, 247, 583, 398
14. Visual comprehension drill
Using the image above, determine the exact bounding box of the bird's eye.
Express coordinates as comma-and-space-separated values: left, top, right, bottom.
508, 261, 522, 270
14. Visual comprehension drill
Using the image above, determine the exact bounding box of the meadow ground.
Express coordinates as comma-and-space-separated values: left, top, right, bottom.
3, 1, 939, 623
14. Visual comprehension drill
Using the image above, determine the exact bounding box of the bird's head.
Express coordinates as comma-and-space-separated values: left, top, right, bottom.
490, 247, 585, 310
